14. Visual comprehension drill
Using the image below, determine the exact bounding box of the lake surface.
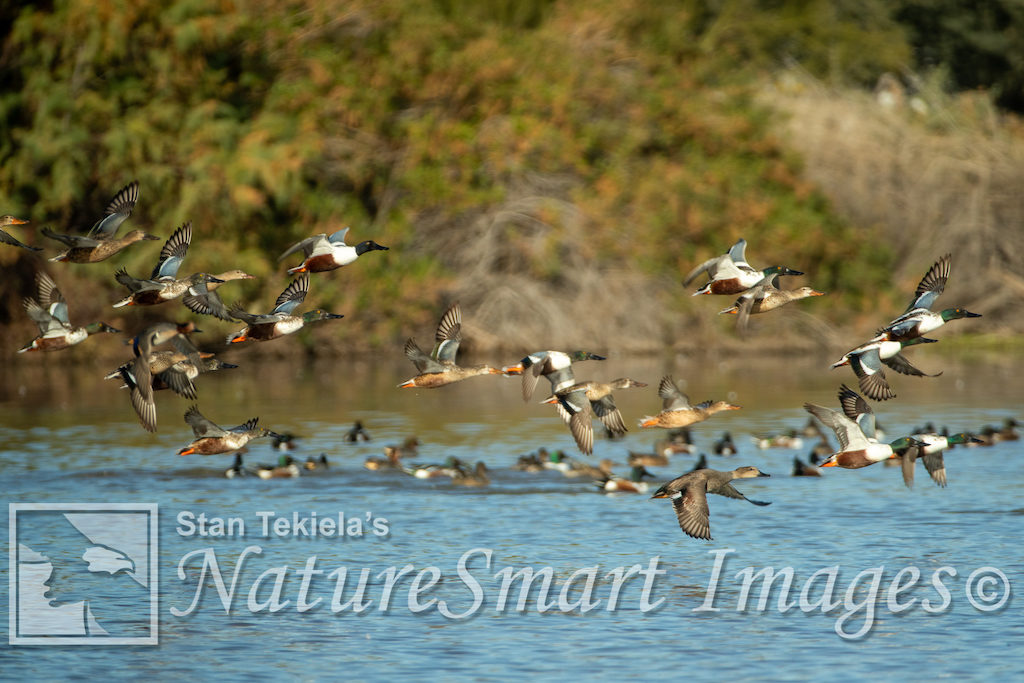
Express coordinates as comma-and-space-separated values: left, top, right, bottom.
2, 350, 1023, 680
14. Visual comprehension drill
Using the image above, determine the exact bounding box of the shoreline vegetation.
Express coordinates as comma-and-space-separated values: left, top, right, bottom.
2, 2, 1021, 360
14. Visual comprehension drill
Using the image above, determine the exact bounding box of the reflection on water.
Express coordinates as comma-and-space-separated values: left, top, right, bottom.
2, 351, 1022, 679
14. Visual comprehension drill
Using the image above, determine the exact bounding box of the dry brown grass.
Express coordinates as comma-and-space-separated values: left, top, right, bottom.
760, 69, 1024, 335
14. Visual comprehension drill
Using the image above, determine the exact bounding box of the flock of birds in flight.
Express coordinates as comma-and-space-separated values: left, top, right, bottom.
4, 181, 995, 540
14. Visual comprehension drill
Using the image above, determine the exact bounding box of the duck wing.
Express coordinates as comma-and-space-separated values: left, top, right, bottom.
882, 352, 942, 378
184, 405, 228, 438
23, 297, 66, 335
900, 445, 919, 488
837, 384, 877, 440
804, 402, 872, 451
42, 227, 97, 248
591, 395, 627, 436
658, 375, 693, 411
156, 363, 199, 400
271, 274, 309, 314
151, 222, 192, 280
278, 234, 326, 261
88, 181, 139, 239
433, 302, 463, 363
668, 484, 713, 540
183, 288, 236, 321
404, 338, 444, 373
847, 348, 896, 401
921, 451, 947, 487
712, 482, 772, 506
121, 356, 156, 432
905, 254, 950, 312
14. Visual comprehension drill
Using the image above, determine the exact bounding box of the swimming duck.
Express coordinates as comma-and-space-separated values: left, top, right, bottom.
712, 432, 737, 456
279, 227, 389, 274
177, 405, 277, 456
271, 433, 299, 451
365, 437, 419, 470
181, 269, 257, 321
753, 429, 804, 450
116, 321, 202, 432
543, 377, 647, 455
404, 456, 467, 479
227, 273, 344, 343
304, 454, 330, 471
829, 336, 941, 401
562, 458, 616, 479
894, 432, 981, 488
399, 302, 503, 388
628, 450, 669, 468
452, 461, 490, 487
257, 454, 301, 479
876, 254, 981, 342
804, 384, 924, 469
597, 465, 655, 493
792, 456, 822, 477
996, 418, 1020, 442
224, 453, 250, 479
718, 273, 824, 334
18, 272, 119, 352
513, 451, 546, 472
345, 420, 372, 442
651, 466, 771, 540
501, 350, 606, 402
639, 375, 741, 429
683, 238, 803, 296
43, 182, 158, 262
0, 215, 40, 251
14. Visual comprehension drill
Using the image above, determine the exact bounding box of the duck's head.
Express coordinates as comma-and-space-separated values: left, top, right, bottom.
570, 351, 606, 362
948, 432, 984, 446
86, 322, 120, 335
0, 215, 28, 226
733, 466, 770, 478
355, 240, 389, 255
302, 309, 345, 322
192, 273, 226, 285
124, 230, 161, 242
763, 265, 804, 277
940, 307, 982, 321
213, 269, 257, 282
889, 436, 927, 451
793, 286, 825, 299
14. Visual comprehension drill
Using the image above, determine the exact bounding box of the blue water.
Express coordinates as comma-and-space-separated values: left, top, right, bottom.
2, 354, 1022, 680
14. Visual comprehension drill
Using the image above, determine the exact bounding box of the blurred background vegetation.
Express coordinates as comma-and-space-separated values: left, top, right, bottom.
1, 0, 1021, 359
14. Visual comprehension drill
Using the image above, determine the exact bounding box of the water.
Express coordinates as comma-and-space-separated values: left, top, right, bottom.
2, 352, 1023, 680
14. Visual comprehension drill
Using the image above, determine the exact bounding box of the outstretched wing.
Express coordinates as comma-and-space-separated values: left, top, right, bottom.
151, 222, 192, 280
184, 405, 227, 438
433, 302, 463, 363
272, 274, 309, 314
88, 181, 139, 239
658, 375, 692, 411
905, 254, 950, 312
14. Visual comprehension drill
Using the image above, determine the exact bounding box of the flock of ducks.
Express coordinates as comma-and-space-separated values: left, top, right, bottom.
4, 187, 998, 541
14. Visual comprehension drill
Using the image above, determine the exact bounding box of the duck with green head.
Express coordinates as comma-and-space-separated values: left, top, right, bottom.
684, 238, 803, 296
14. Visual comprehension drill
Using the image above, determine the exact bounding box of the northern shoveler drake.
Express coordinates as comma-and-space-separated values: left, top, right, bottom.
651, 466, 771, 540
501, 350, 606, 402
0, 215, 40, 251
18, 271, 119, 352
804, 384, 924, 469
227, 273, 343, 343
639, 375, 740, 429
542, 377, 647, 455
399, 302, 502, 388
713, 432, 737, 456
116, 321, 201, 432
177, 405, 277, 456
877, 254, 981, 341
112, 223, 226, 307
257, 454, 300, 479
597, 465, 655, 493
683, 239, 803, 296
345, 420, 371, 442
182, 269, 257, 321
894, 431, 981, 488
279, 227, 388, 274
718, 273, 824, 334
792, 456, 822, 477
43, 182, 159, 262
452, 461, 490, 487
830, 336, 941, 401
